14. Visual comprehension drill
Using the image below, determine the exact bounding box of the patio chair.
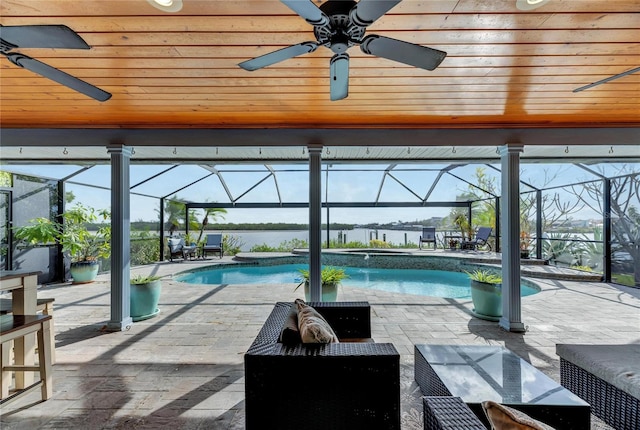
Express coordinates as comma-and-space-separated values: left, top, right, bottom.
202, 233, 223, 258
461, 226, 492, 251
167, 237, 185, 261
419, 227, 437, 250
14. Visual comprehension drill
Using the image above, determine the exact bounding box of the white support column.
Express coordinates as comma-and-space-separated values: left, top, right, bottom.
308, 145, 323, 301
499, 144, 526, 333
107, 144, 133, 331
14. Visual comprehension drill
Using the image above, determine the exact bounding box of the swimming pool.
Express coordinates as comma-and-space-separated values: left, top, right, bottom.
176, 264, 540, 299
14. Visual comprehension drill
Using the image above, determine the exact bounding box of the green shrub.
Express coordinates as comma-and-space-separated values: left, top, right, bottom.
131, 237, 160, 265
612, 273, 634, 287
395, 241, 418, 249
250, 243, 276, 252
223, 234, 244, 256
570, 265, 594, 272
250, 238, 308, 252
369, 239, 390, 248
281, 238, 308, 250
325, 239, 368, 248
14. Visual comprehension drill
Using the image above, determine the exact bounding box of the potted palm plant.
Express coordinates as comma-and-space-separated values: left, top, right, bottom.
130, 274, 163, 321
13, 204, 111, 284
466, 269, 502, 321
453, 214, 475, 249
520, 231, 532, 259
296, 266, 348, 302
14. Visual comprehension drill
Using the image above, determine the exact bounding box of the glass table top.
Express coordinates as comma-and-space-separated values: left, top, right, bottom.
416, 344, 588, 406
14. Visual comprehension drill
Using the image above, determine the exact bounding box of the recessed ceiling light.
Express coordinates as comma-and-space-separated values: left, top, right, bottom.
516, 0, 550, 11
147, 0, 183, 13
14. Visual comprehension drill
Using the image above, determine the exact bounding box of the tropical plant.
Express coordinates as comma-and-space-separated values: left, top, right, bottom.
130, 274, 162, 285
296, 266, 348, 289
541, 232, 580, 265
453, 213, 473, 241
465, 269, 502, 285
14, 203, 111, 263
573, 226, 604, 270
159, 195, 186, 235
194, 206, 227, 244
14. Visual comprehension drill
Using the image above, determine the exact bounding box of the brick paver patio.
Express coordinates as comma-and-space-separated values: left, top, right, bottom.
2, 256, 638, 429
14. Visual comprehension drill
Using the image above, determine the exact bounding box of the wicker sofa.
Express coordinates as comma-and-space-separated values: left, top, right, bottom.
244, 301, 400, 430
557, 343, 640, 430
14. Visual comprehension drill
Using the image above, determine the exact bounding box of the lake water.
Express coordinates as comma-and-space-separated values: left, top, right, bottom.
180, 228, 596, 252
223, 228, 428, 251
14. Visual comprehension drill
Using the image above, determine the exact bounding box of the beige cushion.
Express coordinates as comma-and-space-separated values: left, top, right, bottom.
278, 305, 301, 344
482, 401, 555, 430
295, 299, 339, 344
556, 343, 640, 399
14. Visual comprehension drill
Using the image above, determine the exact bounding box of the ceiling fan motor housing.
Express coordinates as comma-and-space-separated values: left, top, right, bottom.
314, 0, 366, 53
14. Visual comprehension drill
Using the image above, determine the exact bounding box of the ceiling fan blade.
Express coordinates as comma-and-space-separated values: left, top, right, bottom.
330, 53, 349, 101
573, 66, 640, 92
280, 0, 330, 26
350, 0, 402, 27
360, 35, 446, 71
0, 24, 90, 49
239, 42, 318, 71
6, 53, 111, 101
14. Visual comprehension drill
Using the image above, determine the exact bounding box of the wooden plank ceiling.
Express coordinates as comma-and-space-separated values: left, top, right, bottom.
1, 0, 639, 129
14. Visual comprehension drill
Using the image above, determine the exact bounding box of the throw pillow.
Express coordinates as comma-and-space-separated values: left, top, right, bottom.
278, 304, 301, 344
295, 299, 339, 344
482, 401, 556, 430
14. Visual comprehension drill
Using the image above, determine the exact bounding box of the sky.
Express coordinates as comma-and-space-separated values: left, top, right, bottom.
7, 162, 637, 225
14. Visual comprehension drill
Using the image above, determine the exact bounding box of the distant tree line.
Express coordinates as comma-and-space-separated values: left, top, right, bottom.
95, 221, 356, 231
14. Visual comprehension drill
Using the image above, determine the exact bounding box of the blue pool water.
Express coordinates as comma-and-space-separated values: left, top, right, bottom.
176, 264, 539, 299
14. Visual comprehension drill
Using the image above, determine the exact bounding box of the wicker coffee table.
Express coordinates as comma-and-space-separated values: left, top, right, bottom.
415, 345, 590, 430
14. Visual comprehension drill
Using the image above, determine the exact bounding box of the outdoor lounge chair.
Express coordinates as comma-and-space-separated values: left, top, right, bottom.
202, 233, 223, 258
461, 226, 492, 251
167, 237, 185, 261
419, 227, 437, 250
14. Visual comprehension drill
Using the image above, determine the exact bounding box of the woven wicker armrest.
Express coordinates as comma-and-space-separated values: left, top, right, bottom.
247, 339, 398, 357
559, 355, 639, 430
423, 396, 487, 430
